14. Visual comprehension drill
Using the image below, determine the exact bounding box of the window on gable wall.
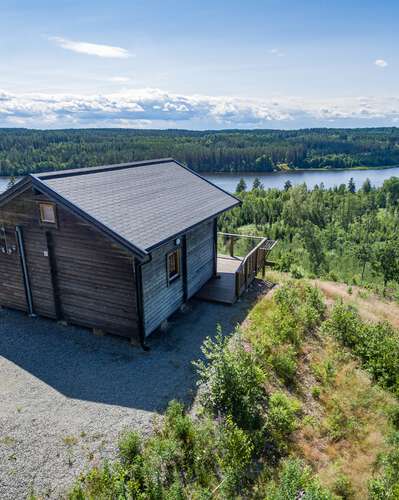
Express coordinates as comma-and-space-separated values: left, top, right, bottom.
39, 203, 57, 224
167, 249, 180, 283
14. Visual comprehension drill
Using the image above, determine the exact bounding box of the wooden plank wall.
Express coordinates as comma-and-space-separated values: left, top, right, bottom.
141, 239, 184, 337
0, 187, 140, 340
0, 190, 56, 317
141, 219, 215, 337
0, 225, 26, 312
52, 206, 139, 338
186, 219, 215, 299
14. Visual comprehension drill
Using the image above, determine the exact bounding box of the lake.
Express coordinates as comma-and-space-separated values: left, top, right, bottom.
1, 166, 399, 195
203, 167, 399, 192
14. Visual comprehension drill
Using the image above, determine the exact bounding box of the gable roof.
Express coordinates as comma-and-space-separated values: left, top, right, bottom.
0, 159, 239, 261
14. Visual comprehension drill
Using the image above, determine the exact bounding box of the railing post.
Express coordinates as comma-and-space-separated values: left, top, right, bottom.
262, 248, 266, 278
229, 236, 235, 257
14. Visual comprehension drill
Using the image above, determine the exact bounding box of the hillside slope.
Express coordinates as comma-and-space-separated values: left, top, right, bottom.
61, 277, 399, 499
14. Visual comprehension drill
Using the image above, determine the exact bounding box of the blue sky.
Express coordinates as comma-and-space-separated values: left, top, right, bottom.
1, 0, 398, 129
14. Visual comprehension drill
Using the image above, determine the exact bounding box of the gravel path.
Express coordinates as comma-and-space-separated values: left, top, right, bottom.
0, 292, 258, 499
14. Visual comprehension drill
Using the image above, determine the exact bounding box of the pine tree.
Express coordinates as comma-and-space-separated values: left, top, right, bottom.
236, 178, 247, 193
252, 177, 263, 190
362, 178, 372, 193
284, 180, 292, 191
348, 177, 356, 193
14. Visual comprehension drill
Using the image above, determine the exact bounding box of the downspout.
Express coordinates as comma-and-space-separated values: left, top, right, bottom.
15, 225, 35, 317
134, 257, 150, 351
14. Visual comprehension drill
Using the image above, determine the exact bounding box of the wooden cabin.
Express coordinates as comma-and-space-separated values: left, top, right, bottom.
0, 158, 240, 347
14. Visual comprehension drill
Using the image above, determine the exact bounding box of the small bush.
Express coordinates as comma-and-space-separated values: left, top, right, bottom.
217, 416, 254, 495
325, 403, 357, 442
193, 329, 266, 432
311, 386, 321, 399
291, 265, 305, 279
265, 392, 300, 457
271, 345, 297, 385
264, 458, 334, 499
118, 431, 141, 465
369, 432, 399, 499
323, 302, 399, 395
327, 270, 339, 282
387, 404, 399, 430
333, 473, 355, 499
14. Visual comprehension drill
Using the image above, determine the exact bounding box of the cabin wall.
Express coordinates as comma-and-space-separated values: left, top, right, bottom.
186, 219, 215, 298
0, 187, 140, 340
0, 188, 58, 318
141, 219, 216, 337
141, 238, 184, 336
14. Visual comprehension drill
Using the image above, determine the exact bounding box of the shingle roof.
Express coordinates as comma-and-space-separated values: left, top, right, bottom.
31, 159, 239, 259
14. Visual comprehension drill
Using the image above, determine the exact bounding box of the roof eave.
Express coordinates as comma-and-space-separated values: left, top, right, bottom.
0, 176, 32, 208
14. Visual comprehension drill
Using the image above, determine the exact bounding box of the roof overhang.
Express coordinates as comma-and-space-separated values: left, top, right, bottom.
0, 159, 242, 262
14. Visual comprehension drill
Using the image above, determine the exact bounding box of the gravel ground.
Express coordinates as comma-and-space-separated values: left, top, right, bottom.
0, 291, 259, 499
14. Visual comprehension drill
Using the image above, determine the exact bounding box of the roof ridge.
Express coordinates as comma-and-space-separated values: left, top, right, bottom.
34, 158, 175, 180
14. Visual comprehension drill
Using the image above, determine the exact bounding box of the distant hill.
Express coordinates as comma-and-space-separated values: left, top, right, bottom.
1, 127, 399, 176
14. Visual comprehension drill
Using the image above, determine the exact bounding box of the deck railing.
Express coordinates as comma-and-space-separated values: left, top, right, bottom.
217, 232, 277, 299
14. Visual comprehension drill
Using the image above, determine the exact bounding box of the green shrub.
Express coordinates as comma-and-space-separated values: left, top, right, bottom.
217, 416, 254, 495
271, 345, 298, 385
387, 404, 399, 430
265, 392, 300, 457
264, 458, 334, 499
325, 402, 358, 442
311, 386, 321, 399
118, 431, 141, 465
369, 432, 399, 499
333, 473, 354, 499
291, 265, 305, 279
193, 329, 266, 432
312, 359, 336, 387
323, 302, 399, 395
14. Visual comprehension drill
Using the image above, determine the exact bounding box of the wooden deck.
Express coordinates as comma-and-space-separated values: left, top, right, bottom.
195, 256, 242, 304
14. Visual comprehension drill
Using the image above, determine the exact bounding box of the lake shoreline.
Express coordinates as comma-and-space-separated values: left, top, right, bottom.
1, 164, 399, 182
1, 164, 399, 195
201, 164, 399, 175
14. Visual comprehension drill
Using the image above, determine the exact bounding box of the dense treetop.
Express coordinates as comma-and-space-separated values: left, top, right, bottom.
219, 176, 399, 295
1, 127, 399, 176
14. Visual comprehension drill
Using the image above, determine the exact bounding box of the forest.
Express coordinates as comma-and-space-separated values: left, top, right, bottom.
1, 127, 399, 176
219, 175, 399, 297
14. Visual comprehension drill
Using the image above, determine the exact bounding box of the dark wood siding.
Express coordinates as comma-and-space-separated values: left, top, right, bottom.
0, 187, 139, 340
0, 226, 26, 312
0, 190, 56, 318
186, 219, 215, 299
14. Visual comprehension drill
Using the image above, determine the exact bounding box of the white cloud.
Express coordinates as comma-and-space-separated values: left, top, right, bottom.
375, 59, 388, 68
1, 88, 399, 128
107, 77, 131, 83
269, 48, 284, 57
50, 37, 131, 59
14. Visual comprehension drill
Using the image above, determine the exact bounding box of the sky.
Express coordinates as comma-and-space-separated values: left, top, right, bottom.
0, 0, 398, 129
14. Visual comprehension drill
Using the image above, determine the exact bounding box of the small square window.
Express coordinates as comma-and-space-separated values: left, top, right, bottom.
167, 249, 180, 283
39, 203, 56, 224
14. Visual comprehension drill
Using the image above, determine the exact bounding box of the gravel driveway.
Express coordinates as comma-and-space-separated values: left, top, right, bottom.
0, 290, 260, 499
